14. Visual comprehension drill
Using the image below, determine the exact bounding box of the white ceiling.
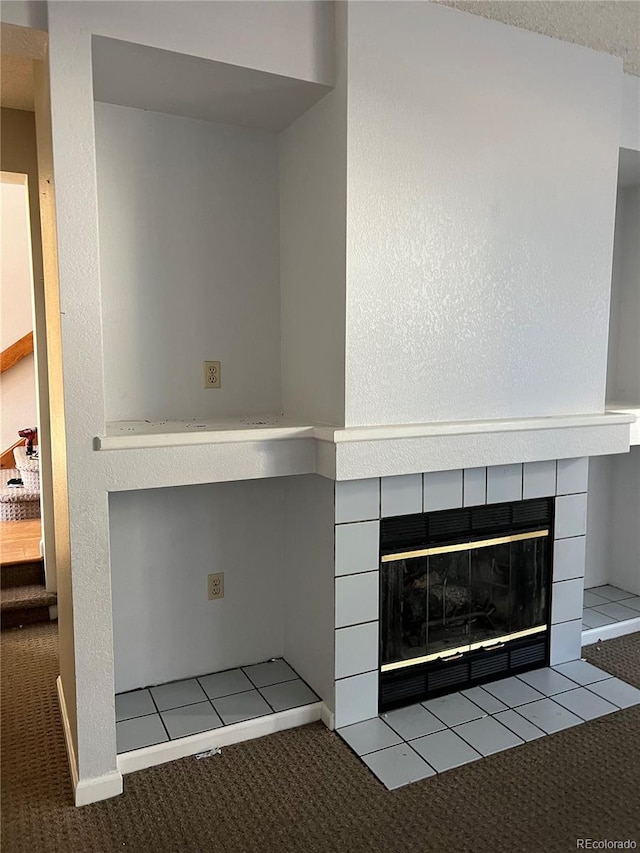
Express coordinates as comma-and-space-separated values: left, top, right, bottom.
439, 1, 640, 76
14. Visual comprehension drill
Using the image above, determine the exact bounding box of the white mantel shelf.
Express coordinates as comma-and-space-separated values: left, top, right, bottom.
606, 404, 640, 445
92, 412, 635, 491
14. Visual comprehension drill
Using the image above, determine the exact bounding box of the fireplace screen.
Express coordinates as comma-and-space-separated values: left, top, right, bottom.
379, 498, 553, 709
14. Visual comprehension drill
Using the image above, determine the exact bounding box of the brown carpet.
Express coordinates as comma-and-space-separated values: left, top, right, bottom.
2, 624, 639, 853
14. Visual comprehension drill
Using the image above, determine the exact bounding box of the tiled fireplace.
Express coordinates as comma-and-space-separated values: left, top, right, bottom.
333, 458, 589, 729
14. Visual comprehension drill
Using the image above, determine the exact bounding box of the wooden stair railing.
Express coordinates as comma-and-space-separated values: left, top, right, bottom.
1, 332, 34, 375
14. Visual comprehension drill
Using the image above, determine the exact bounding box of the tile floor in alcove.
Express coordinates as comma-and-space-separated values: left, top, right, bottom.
337, 660, 640, 790
583, 585, 640, 631
115, 658, 320, 754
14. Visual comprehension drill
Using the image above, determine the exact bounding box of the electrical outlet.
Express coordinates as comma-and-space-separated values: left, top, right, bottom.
203, 361, 221, 389
208, 572, 224, 601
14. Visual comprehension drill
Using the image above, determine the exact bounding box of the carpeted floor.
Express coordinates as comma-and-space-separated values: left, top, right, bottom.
2, 624, 639, 853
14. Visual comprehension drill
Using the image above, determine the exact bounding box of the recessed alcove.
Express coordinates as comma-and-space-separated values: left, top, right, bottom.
586, 145, 640, 610
92, 35, 341, 432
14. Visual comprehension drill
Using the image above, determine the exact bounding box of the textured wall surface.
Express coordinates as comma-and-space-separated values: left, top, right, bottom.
110, 481, 286, 693
345, 1, 622, 427
440, 1, 640, 76
95, 102, 281, 422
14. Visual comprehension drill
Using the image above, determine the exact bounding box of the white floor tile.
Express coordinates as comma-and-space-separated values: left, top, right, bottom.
552, 660, 612, 686
493, 709, 545, 742
161, 702, 223, 739
150, 678, 208, 712
620, 597, 640, 612
243, 659, 297, 688
259, 678, 319, 712
411, 729, 481, 773
422, 693, 485, 727
116, 714, 168, 753
586, 677, 640, 709
588, 585, 631, 602
582, 609, 617, 629
212, 690, 272, 725
115, 689, 156, 722
516, 668, 578, 696
382, 704, 446, 741
583, 590, 609, 608
362, 744, 435, 790
460, 686, 507, 715
591, 602, 640, 622
338, 718, 402, 756
453, 716, 523, 756
551, 687, 618, 721
482, 677, 544, 708
516, 698, 583, 734
198, 669, 254, 700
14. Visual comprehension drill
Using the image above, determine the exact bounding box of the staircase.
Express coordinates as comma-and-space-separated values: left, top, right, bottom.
1, 556, 57, 629
0, 447, 40, 522
1, 448, 56, 629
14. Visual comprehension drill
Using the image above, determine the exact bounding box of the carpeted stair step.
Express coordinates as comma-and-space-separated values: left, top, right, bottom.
0, 468, 40, 522
1, 560, 45, 588
1, 582, 56, 629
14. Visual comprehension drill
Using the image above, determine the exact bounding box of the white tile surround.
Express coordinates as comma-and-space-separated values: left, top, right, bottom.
333, 458, 590, 729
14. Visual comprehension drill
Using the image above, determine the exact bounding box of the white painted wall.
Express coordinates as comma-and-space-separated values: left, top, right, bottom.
283, 475, 335, 710
609, 447, 640, 596
110, 479, 286, 693
344, 2, 622, 427
621, 74, 640, 152
279, 4, 347, 427
0, 0, 47, 30
1, 180, 34, 348
95, 102, 282, 422
606, 186, 640, 403
584, 456, 612, 589
47, 0, 333, 789
0, 180, 37, 450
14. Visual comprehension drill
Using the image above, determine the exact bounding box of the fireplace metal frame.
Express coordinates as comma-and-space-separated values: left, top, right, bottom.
378, 498, 554, 712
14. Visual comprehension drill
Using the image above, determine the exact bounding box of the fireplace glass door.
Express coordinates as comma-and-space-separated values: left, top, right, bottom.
380, 531, 549, 672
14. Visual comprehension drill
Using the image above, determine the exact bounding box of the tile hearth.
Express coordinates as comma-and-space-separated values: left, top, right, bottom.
337, 661, 640, 790
115, 659, 319, 754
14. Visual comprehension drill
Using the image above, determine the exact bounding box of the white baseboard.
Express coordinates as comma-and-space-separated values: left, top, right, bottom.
117, 702, 323, 775
75, 770, 123, 807
582, 618, 640, 646
49, 605, 58, 621
56, 676, 78, 791
56, 676, 123, 806
320, 702, 335, 730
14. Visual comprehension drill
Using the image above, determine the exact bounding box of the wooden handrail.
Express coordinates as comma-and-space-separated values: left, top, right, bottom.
1, 332, 34, 374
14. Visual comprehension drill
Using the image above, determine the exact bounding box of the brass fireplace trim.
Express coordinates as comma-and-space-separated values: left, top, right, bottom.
380, 625, 547, 673
381, 528, 549, 564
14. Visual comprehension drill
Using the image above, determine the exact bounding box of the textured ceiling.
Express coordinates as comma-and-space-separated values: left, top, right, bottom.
0, 54, 34, 111
438, 1, 640, 76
